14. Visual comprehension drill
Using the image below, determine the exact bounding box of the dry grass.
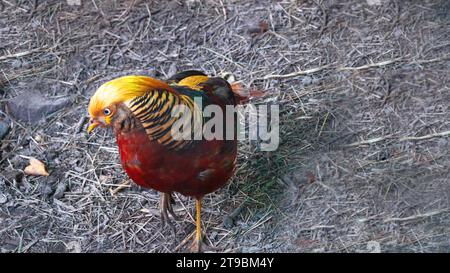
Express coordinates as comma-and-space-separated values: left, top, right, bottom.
1, 0, 449, 253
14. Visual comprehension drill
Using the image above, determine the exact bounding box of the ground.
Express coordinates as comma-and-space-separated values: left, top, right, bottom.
0, 0, 449, 253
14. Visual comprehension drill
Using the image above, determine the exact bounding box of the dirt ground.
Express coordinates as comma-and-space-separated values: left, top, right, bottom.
0, 0, 449, 253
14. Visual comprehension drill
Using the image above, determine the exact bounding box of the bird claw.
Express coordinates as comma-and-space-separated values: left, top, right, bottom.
166, 193, 180, 221
190, 238, 202, 253
160, 192, 179, 233
189, 235, 217, 253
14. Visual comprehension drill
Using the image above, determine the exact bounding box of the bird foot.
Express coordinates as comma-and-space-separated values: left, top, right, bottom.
173, 231, 219, 253
160, 192, 179, 233
189, 234, 218, 253
189, 237, 204, 253
189, 241, 218, 253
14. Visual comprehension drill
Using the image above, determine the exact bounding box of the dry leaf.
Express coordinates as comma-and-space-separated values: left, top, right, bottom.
24, 157, 49, 176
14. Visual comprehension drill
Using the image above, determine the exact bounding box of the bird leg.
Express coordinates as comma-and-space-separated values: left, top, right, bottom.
160, 192, 179, 231
190, 198, 205, 252
177, 198, 217, 252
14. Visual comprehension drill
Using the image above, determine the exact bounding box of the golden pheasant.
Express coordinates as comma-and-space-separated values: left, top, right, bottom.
87, 70, 238, 252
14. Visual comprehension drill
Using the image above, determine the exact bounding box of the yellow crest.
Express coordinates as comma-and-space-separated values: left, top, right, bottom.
88, 75, 172, 116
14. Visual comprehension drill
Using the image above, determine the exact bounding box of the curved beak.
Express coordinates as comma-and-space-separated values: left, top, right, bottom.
87, 119, 100, 134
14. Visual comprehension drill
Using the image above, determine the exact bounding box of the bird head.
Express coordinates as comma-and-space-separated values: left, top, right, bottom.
87, 75, 172, 133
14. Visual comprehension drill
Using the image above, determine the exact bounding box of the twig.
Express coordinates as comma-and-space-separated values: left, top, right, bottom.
173, 231, 195, 252
299, 225, 335, 231
75, 116, 88, 133
261, 64, 331, 80
338, 57, 404, 71
223, 201, 246, 228
109, 180, 131, 196
0, 64, 53, 85
85, 74, 104, 85
0, 46, 49, 61
399, 130, 450, 142
127, 8, 161, 24
383, 209, 448, 223
104, 38, 119, 68
218, 0, 227, 20
259, 55, 449, 80
345, 130, 450, 147
20, 238, 40, 253
414, 54, 450, 65
317, 112, 329, 139
344, 134, 394, 147
200, 47, 244, 69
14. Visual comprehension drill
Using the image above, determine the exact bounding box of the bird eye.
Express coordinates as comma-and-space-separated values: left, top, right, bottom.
103, 108, 111, 116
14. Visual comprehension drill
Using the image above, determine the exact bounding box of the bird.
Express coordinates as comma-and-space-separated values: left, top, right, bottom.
87, 70, 240, 252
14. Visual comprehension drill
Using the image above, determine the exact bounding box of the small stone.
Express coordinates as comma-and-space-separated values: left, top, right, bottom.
7, 91, 70, 124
